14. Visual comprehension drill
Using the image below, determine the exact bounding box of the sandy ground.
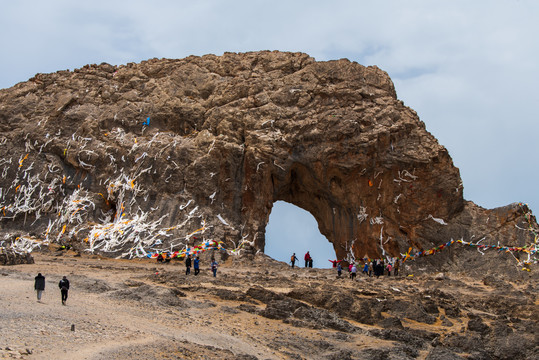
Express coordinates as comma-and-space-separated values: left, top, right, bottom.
0, 254, 379, 359
1, 252, 537, 360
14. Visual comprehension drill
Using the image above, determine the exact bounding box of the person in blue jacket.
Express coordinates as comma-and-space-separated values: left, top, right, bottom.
194, 256, 200, 275
363, 262, 369, 276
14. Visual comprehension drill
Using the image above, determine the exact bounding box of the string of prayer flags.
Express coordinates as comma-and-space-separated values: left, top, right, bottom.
147, 239, 225, 259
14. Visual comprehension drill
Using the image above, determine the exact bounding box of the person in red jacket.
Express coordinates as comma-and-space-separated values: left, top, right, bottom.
328, 259, 342, 268
304, 251, 311, 267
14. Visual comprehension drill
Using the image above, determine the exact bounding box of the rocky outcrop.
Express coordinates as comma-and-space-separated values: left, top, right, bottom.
0, 51, 536, 262
0, 248, 34, 265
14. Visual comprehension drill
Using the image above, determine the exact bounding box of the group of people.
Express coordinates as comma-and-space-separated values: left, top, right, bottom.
290, 252, 402, 279
184, 254, 218, 277
155, 252, 220, 277
34, 273, 70, 305
290, 252, 314, 268
156, 252, 171, 263
337, 258, 401, 279
362, 258, 400, 277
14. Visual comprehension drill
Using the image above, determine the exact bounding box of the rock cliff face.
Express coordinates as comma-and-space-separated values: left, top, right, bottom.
0, 51, 536, 262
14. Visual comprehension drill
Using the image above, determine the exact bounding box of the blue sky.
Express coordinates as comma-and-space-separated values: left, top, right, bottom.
1, 1, 537, 268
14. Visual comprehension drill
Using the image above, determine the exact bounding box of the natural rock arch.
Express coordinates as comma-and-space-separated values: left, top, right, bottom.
0, 51, 535, 264
264, 201, 336, 267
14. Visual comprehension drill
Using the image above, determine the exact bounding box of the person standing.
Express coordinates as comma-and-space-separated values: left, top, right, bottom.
337, 263, 342, 277
290, 253, 299, 268
375, 260, 383, 277
350, 264, 357, 280
394, 259, 400, 276
34, 273, 45, 302
304, 251, 311, 267
211, 260, 218, 277
185, 254, 192, 275
362, 262, 369, 276
194, 256, 200, 275
58, 276, 70, 305
308, 257, 313, 268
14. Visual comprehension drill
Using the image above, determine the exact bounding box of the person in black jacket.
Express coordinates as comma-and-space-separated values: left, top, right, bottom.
59, 276, 70, 305
185, 254, 192, 275
34, 273, 45, 302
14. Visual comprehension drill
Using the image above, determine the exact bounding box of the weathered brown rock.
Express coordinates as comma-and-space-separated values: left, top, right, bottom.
0, 51, 536, 264
0, 247, 34, 265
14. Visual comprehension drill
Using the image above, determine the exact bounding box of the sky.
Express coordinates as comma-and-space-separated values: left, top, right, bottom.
1, 1, 537, 268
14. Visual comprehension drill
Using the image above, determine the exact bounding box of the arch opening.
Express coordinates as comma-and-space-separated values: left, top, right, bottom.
265, 201, 336, 269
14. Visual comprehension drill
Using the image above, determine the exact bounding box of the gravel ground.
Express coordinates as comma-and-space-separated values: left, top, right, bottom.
1, 252, 537, 360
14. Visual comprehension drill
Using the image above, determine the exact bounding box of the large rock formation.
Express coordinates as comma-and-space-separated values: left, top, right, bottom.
0, 51, 536, 265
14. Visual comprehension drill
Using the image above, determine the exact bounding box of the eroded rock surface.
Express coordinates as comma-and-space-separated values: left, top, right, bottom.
0, 248, 34, 265
0, 51, 536, 263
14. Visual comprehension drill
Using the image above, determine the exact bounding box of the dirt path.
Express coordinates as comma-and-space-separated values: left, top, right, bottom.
1, 254, 362, 360
0, 254, 279, 359
2, 258, 154, 359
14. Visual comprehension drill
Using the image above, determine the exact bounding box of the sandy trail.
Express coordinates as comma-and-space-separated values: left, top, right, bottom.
0, 254, 283, 360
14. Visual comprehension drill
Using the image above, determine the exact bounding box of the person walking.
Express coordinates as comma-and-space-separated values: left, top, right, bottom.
368, 261, 374, 277
194, 256, 200, 275
185, 254, 192, 275
290, 253, 299, 268
337, 263, 342, 277
211, 260, 218, 277
34, 273, 45, 302
58, 276, 70, 305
